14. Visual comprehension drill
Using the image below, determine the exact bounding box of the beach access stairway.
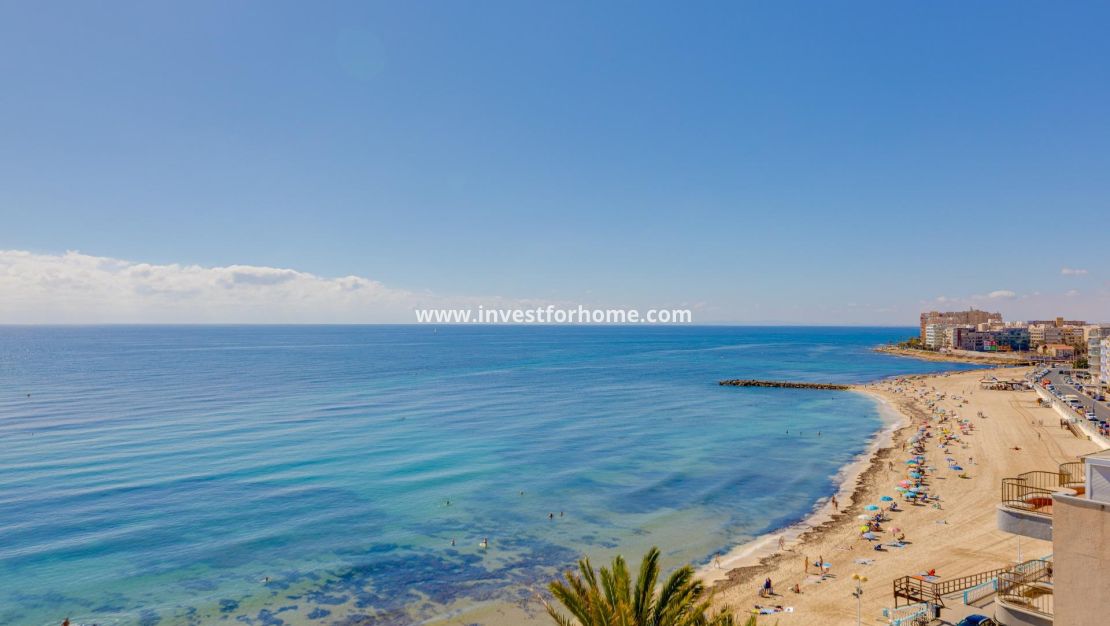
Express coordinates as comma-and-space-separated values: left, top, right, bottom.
891, 557, 1052, 610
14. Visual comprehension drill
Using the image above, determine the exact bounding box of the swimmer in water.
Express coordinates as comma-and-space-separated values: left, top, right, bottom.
480, 538, 489, 548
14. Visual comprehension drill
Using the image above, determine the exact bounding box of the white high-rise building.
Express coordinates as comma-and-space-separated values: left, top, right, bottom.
924, 323, 949, 349
1088, 326, 1110, 384
1101, 336, 1110, 389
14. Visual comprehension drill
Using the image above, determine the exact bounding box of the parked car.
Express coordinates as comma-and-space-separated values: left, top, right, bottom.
956, 615, 995, 626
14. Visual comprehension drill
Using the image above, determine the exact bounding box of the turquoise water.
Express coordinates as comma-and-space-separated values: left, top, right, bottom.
0, 326, 977, 625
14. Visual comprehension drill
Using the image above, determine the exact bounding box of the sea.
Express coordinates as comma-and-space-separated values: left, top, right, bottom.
0, 325, 980, 626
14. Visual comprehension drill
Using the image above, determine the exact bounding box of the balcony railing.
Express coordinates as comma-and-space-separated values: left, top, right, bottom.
997, 561, 1054, 617
1000, 462, 1084, 516
1002, 478, 1057, 515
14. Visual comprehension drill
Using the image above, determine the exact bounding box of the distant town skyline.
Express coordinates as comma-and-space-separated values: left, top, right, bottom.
2, 2, 1109, 324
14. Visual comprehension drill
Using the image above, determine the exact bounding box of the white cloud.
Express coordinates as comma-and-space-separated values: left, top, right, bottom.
1065, 289, 1080, 297
0, 250, 540, 323
988, 290, 1017, 299
1061, 267, 1088, 276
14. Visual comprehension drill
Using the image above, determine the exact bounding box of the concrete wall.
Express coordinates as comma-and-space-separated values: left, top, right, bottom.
996, 504, 1053, 541
995, 603, 1052, 626
1052, 493, 1110, 626
1032, 386, 1110, 448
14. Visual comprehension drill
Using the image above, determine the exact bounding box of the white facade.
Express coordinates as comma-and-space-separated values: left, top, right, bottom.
1102, 337, 1110, 389
1089, 326, 1110, 384
924, 323, 948, 349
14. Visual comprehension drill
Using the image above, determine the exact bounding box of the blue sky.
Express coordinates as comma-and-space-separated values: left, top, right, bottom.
1, 1, 1108, 323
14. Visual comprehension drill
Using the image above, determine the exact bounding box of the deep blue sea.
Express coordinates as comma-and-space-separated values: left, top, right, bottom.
0, 326, 978, 626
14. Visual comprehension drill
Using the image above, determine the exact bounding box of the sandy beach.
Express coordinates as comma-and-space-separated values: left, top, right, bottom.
706, 366, 1102, 624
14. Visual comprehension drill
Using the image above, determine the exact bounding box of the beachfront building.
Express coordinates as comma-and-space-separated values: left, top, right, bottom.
1053, 450, 1110, 626
1029, 320, 1089, 350
1038, 344, 1075, 359
1101, 337, 1110, 389
1088, 327, 1110, 383
1028, 318, 1087, 328
954, 327, 1031, 352
1029, 325, 1063, 349
924, 323, 950, 350
920, 309, 1002, 342
993, 452, 1110, 625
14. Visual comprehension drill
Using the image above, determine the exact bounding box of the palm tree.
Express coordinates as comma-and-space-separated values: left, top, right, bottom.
544, 546, 748, 626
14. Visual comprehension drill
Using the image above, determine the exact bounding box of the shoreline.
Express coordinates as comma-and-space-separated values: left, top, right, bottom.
698, 381, 922, 588
874, 344, 1034, 365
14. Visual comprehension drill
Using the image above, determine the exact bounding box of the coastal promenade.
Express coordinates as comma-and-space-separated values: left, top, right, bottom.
705, 367, 1099, 624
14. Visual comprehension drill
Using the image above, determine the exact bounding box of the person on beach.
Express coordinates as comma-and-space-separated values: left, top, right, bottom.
761, 577, 773, 597
831, 495, 838, 511
804, 556, 809, 573
778, 536, 785, 551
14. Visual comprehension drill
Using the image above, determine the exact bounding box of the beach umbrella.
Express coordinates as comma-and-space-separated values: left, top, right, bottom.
864, 504, 880, 511
861, 532, 878, 540
859, 525, 870, 532
951, 465, 963, 471
910, 472, 923, 479
857, 514, 871, 520
880, 496, 894, 502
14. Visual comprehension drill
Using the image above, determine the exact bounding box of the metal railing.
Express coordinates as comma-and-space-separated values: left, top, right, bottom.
1001, 478, 1057, 515
962, 579, 998, 605
1001, 461, 1087, 515
997, 564, 1054, 617
1013, 470, 1067, 490
883, 602, 933, 626
893, 566, 1011, 607
960, 556, 1053, 606
1059, 461, 1084, 488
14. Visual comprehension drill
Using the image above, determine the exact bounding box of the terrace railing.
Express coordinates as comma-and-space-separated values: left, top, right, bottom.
1001, 462, 1086, 516
882, 602, 933, 626
1001, 478, 1057, 516
893, 566, 1011, 607
894, 558, 1052, 609
1059, 461, 1084, 489
997, 564, 1054, 617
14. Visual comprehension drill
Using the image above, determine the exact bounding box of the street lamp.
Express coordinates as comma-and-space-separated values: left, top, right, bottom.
851, 573, 868, 626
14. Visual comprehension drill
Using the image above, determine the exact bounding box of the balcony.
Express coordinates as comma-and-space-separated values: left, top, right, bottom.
995, 562, 1054, 626
996, 463, 1083, 541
